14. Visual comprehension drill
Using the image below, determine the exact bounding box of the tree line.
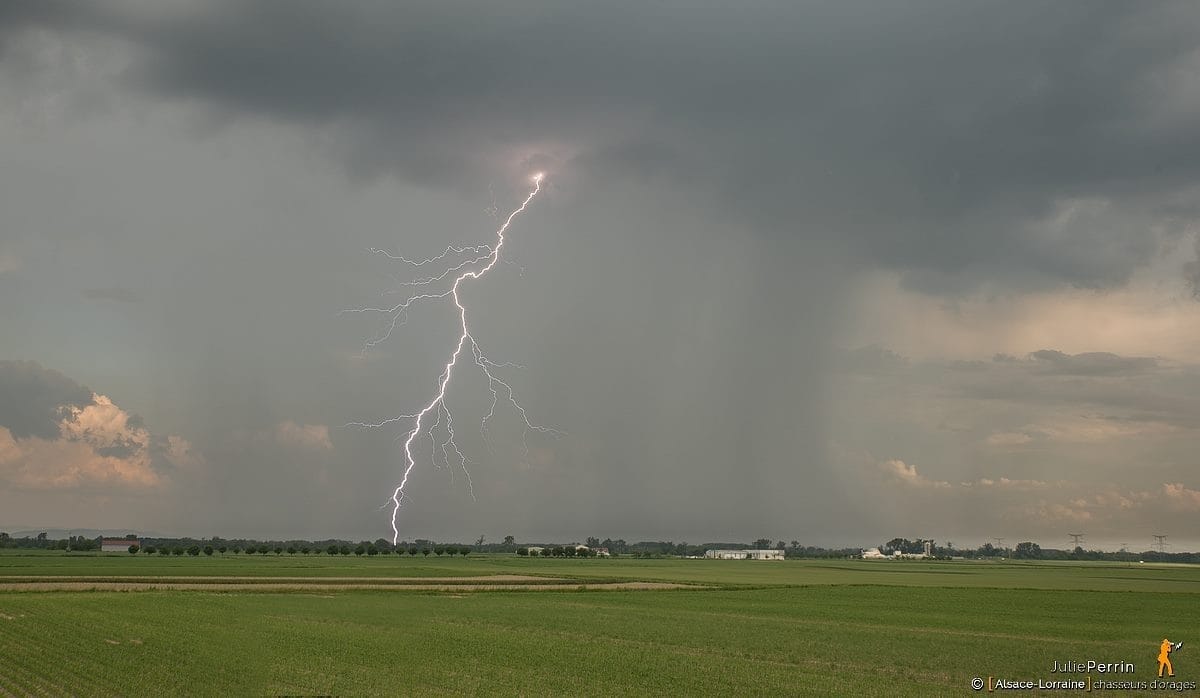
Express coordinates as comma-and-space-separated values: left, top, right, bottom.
876, 536, 1200, 563
6, 531, 1197, 563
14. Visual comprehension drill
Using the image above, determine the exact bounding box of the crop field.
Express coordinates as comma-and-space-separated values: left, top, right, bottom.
1, 553, 1198, 696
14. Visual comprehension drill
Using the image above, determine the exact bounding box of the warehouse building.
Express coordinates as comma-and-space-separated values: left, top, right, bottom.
704, 549, 784, 560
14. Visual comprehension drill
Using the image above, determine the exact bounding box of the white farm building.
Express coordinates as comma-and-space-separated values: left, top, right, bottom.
860, 548, 897, 559
704, 549, 785, 560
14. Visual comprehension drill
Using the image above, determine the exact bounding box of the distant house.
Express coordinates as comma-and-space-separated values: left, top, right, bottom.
704, 549, 784, 560
525, 546, 545, 556
101, 538, 138, 553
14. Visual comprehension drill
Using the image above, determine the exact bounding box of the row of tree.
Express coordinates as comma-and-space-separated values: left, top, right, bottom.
7, 531, 1200, 563
516, 546, 602, 557
876, 537, 1200, 563
127, 543, 474, 557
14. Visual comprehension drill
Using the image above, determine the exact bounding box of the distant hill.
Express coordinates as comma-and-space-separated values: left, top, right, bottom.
2, 528, 171, 539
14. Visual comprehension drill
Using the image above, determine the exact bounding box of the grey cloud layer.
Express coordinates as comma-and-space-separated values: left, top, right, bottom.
0, 360, 92, 439
8, 1, 1200, 292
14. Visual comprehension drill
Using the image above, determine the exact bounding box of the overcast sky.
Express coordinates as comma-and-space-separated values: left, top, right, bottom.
2, 1, 1199, 549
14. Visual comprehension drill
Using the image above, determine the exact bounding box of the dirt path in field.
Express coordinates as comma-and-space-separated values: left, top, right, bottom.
0, 580, 694, 592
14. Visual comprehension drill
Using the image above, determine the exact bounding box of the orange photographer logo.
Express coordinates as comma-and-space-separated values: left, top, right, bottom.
1158, 638, 1183, 678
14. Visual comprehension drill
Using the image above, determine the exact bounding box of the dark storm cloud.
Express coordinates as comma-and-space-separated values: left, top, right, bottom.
0, 360, 92, 439
9, 1, 1200, 292
6, 2, 1200, 544
0, 1, 111, 56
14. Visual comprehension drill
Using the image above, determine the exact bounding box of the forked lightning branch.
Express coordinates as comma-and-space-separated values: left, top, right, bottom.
345, 174, 560, 543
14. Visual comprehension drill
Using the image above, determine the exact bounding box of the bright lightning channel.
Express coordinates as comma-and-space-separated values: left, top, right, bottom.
346, 173, 557, 543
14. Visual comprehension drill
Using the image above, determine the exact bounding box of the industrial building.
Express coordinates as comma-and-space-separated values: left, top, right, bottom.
704, 549, 785, 560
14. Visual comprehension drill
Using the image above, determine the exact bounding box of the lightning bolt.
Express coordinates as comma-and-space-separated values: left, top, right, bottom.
346, 173, 559, 543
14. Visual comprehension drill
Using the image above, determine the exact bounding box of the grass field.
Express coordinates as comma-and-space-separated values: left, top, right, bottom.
1, 552, 1197, 695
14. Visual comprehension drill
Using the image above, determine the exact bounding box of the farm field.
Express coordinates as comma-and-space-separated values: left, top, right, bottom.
1, 554, 1198, 696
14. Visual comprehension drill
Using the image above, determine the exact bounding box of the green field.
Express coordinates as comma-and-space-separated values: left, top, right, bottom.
1, 553, 1197, 695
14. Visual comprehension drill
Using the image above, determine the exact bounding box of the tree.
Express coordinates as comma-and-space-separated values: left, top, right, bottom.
203, 545, 214, 556
339, 545, 351, 555
434, 546, 445, 556
300, 546, 310, 554
517, 547, 528, 556
128, 544, 140, 554
187, 545, 201, 556
408, 546, 418, 556
144, 546, 157, 555
446, 547, 457, 557
753, 538, 773, 549
541, 548, 552, 557
287, 546, 297, 555
586, 537, 600, 548
218, 546, 228, 554
1014, 542, 1042, 559
475, 534, 485, 548
327, 544, 339, 555
273, 546, 283, 555
421, 548, 431, 557
367, 545, 378, 556
504, 535, 516, 548
158, 547, 169, 556
459, 546, 470, 556
172, 547, 184, 556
